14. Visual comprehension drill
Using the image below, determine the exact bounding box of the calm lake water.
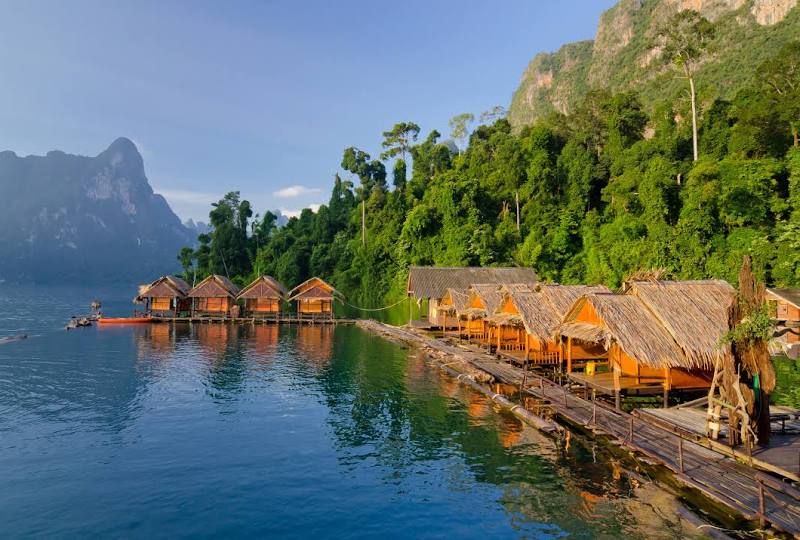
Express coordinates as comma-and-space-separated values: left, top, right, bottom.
0, 285, 709, 538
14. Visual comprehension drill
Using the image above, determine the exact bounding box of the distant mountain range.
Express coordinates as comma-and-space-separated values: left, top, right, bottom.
509, 0, 799, 127
0, 137, 194, 283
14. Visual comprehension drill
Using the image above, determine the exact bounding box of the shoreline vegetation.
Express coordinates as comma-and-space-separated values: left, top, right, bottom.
176, 37, 800, 323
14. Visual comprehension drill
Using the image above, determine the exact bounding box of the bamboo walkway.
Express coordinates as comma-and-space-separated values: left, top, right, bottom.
357, 320, 800, 536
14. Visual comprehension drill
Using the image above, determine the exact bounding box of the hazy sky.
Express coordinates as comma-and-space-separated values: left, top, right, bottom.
0, 0, 615, 222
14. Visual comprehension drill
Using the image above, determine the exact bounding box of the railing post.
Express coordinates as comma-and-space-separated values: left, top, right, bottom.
757, 478, 765, 527
563, 385, 568, 409
678, 437, 684, 473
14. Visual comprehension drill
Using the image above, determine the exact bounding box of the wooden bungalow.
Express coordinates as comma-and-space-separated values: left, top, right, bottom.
463, 283, 509, 349
490, 284, 610, 366
188, 275, 241, 318
437, 288, 471, 335
766, 288, 800, 358
237, 276, 287, 320
287, 277, 339, 320
555, 280, 735, 409
136, 275, 191, 317
406, 266, 538, 327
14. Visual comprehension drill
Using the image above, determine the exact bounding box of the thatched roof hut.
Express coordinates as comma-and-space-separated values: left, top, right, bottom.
466, 283, 507, 319
237, 275, 287, 300
137, 275, 190, 301
439, 288, 470, 315
287, 277, 340, 302
495, 284, 610, 342
557, 293, 694, 369
188, 275, 240, 298
407, 266, 538, 300
622, 279, 735, 368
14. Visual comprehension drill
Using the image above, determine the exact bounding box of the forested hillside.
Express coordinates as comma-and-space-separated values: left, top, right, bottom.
178, 37, 800, 313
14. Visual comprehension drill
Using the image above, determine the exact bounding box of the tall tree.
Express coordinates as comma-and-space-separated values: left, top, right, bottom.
656, 10, 715, 162
380, 122, 420, 161
448, 112, 475, 151
479, 105, 506, 125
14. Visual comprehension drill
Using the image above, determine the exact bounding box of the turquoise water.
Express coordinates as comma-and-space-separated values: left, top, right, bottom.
0, 285, 696, 538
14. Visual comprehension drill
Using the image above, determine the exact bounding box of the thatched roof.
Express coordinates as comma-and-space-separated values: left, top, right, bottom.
558, 293, 691, 369
237, 276, 287, 300
767, 288, 800, 309
470, 283, 506, 316
287, 277, 340, 301
539, 284, 611, 316
188, 275, 240, 298
440, 288, 470, 314
623, 280, 735, 367
137, 275, 191, 300
495, 284, 611, 342
407, 266, 538, 300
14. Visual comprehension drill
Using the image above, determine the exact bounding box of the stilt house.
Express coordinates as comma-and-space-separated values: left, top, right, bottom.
237, 276, 287, 319
136, 275, 191, 317
188, 275, 241, 317
287, 277, 339, 320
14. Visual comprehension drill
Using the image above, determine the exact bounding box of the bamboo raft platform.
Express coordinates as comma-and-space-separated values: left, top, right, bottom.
357, 320, 800, 536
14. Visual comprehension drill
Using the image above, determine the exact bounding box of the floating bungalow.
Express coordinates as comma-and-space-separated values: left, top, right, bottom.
406, 266, 538, 327
766, 288, 800, 358
136, 275, 191, 317
490, 284, 610, 366
237, 276, 287, 320
555, 280, 735, 409
188, 275, 241, 318
465, 283, 509, 348
287, 277, 339, 320
437, 288, 471, 334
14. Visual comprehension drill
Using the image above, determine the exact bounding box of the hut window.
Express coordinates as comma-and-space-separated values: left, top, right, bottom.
152, 297, 171, 311
255, 298, 279, 312
198, 298, 227, 312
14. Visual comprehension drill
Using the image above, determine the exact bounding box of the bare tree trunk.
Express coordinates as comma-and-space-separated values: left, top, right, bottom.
689, 75, 699, 162
361, 200, 366, 247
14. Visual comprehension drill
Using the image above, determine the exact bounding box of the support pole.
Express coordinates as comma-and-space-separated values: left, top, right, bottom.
567, 337, 573, 374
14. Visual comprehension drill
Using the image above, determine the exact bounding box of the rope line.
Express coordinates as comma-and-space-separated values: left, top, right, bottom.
342, 297, 409, 312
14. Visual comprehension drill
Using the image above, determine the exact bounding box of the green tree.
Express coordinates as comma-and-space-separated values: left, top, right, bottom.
757, 41, 800, 148
656, 10, 715, 162
448, 112, 475, 151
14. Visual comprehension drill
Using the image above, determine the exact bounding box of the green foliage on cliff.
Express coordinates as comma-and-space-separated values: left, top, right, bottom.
180, 41, 800, 317
509, 0, 800, 128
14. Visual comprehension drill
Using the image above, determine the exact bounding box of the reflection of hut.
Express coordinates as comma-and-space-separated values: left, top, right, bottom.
287, 277, 339, 320
248, 324, 279, 356
136, 275, 191, 317
294, 324, 334, 364
555, 280, 734, 409
406, 266, 538, 327
766, 288, 800, 358
188, 275, 241, 317
490, 284, 609, 365
237, 276, 287, 320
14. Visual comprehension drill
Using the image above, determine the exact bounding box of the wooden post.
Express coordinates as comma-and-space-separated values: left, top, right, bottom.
496, 324, 501, 352
524, 333, 530, 362
613, 358, 621, 412
663, 368, 670, 408
757, 478, 765, 526
678, 437, 684, 473
408, 296, 412, 325
628, 416, 634, 442
566, 337, 573, 374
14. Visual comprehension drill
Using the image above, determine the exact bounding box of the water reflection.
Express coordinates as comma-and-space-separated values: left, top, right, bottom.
0, 314, 704, 538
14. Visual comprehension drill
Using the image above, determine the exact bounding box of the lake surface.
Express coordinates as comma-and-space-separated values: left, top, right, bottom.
0, 285, 704, 538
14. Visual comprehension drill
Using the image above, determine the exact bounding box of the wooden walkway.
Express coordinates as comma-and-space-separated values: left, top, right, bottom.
145, 316, 354, 325
358, 321, 800, 536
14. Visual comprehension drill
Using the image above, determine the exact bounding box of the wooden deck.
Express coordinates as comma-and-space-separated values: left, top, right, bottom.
640, 405, 800, 482
145, 316, 353, 325
356, 320, 800, 536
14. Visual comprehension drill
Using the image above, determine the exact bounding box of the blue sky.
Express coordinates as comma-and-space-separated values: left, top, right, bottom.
0, 0, 615, 222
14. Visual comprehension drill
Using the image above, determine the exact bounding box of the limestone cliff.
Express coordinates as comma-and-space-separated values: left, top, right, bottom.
509, 0, 799, 127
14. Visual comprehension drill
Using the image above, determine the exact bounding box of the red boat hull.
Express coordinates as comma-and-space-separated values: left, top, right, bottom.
98, 317, 151, 324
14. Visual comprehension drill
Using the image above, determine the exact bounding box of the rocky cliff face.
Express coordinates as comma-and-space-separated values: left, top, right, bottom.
0, 138, 193, 283
509, 0, 799, 127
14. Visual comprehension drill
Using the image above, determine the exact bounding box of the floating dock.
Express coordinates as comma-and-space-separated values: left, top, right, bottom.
358, 319, 800, 537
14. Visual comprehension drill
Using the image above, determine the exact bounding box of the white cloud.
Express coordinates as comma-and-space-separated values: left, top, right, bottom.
273, 184, 322, 198
279, 203, 322, 219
